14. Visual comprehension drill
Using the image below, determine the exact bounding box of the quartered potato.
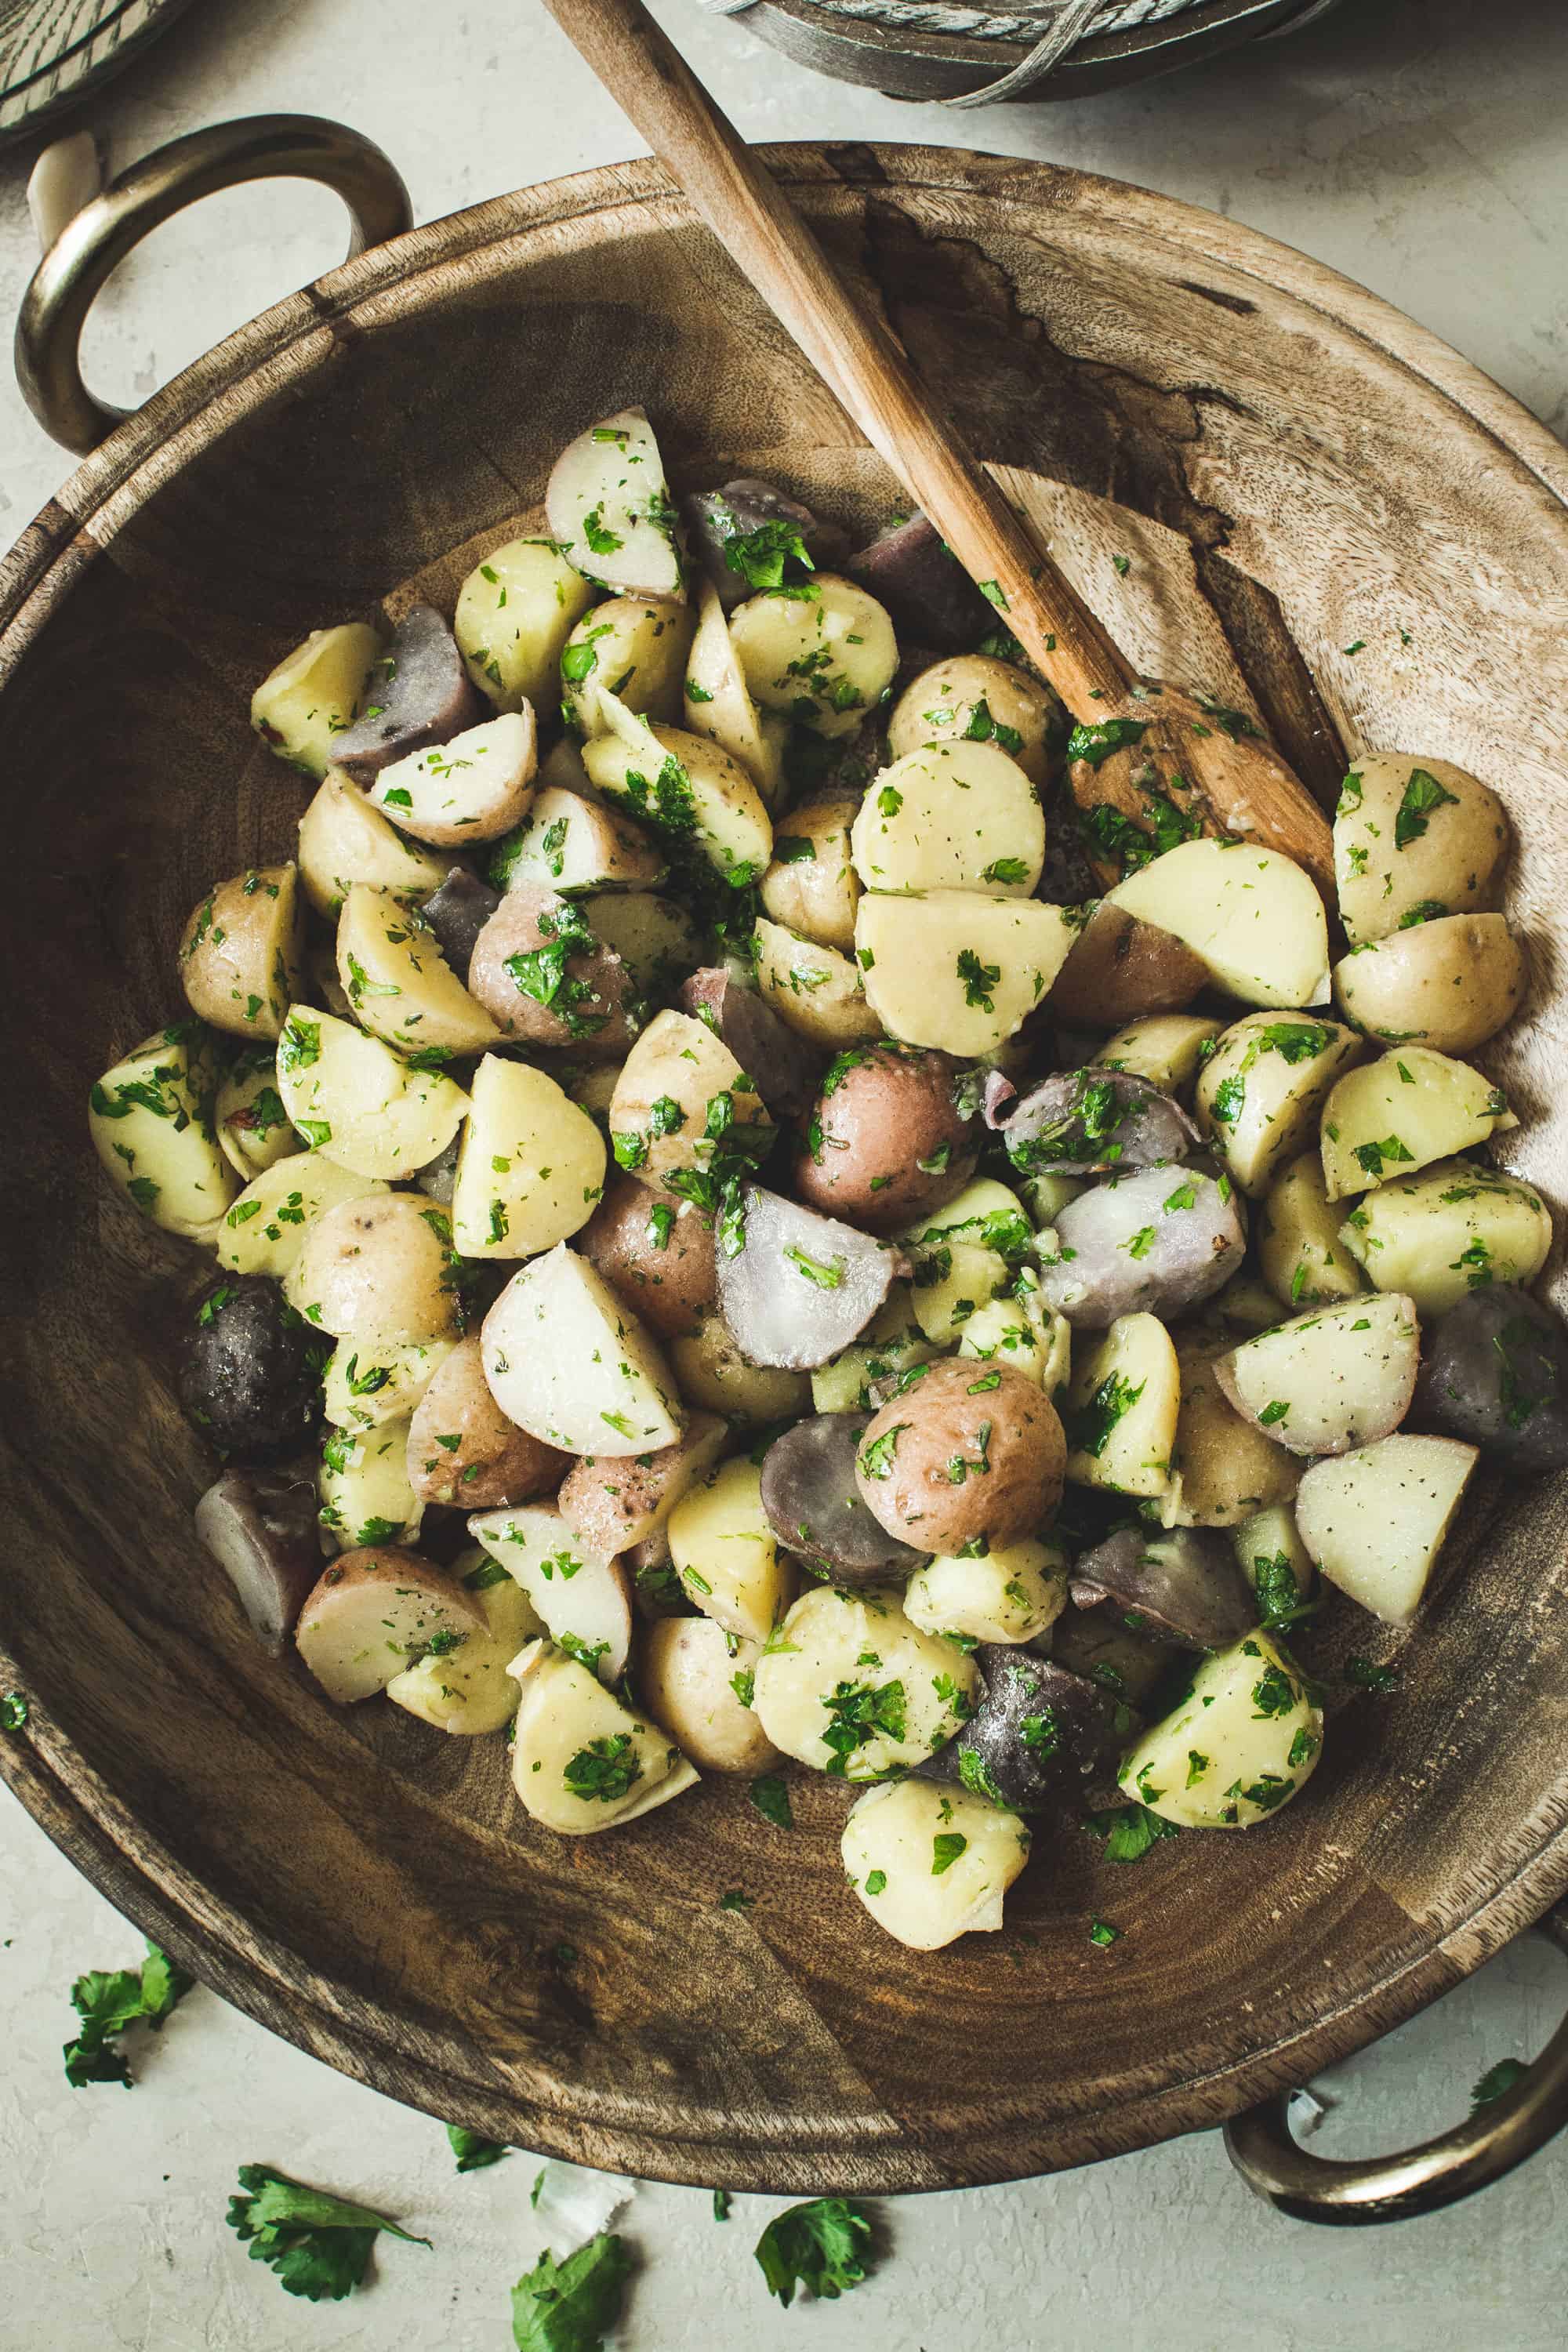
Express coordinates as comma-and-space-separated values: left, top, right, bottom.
582, 705, 771, 887
287, 1192, 462, 1342
215, 1049, 301, 1180
336, 885, 502, 1056
317, 1421, 424, 1553
682, 578, 787, 802
1162, 1338, 1301, 1528
1319, 1046, 1512, 1200
332, 605, 483, 784
466, 1503, 633, 1682
1337, 1156, 1552, 1316
887, 652, 1058, 787
1295, 1433, 1479, 1624
322, 1335, 453, 1431
1105, 839, 1330, 1008
903, 1537, 1069, 1646
89, 1025, 237, 1238
753, 916, 880, 1048
1195, 1013, 1362, 1196
1257, 1151, 1368, 1311
759, 796, 861, 950
1049, 901, 1210, 1028
180, 863, 305, 1042
406, 1335, 567, 1509
753, 1583, 979, 1778
558, 1411, 728, 1559
1063, 1312, 1180, 1499
607, 1008, 771, 1196
455, 535, 597, 711
508, 1642, 698, 1835
1214, 1291, 1419, 1455
729, 573, 897, 739
850, 738, 1044, 896
296, 770, 452, 920
275, 1005, 468, 1178
1036, 1161, 1245, 1330
856, 890, 1079, 1057
809, 1285, 939, 1415
546, 405, 685, 602
1332, 912, 1527, 1054
449, 1053, 606, 1260
1333, 752, 1509, 944
668, 1314, 812, 1425
1118, 1630, 1323, 1829
638, 1619, 782, 1776
488, 786, 667, 895
367, 710, 538, 846
295, 1546, 481, 1700
252, 622, 381, 778
1093, 1012, 1225, 1101
561, 593, 694, 733
666, 1455, 793, 1643
217, 1155, 388, 1279
844, 1779, 1031, 1951
481, 1242, 685, 1454
386, 1552, 543, 1735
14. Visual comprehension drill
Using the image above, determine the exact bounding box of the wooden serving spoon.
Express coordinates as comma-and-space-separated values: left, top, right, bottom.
540, 0, 1335, 898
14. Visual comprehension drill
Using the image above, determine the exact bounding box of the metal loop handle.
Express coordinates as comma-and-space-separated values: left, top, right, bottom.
16, 114, 413, 454
1225, 1903, 1568, 2222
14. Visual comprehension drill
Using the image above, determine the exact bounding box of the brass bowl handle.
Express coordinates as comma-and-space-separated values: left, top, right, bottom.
16, 114, 412, 453
1225, 1902, 1568, 2221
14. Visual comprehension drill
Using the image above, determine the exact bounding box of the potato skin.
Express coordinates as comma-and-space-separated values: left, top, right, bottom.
289, 1192, 460, 1343
178, 1274, 323, 1461
180, 863, 304, 1041
758, 796, 861, 951
855, 1359, 1064, 1554
887, 653, 1057, 789
466, 886, 639, 1055
792, 1044, 978, 1232
1411, 1284, 1568, 1468
1332, 913, 1527, 1054
1047, 901, 1208, 1026
405, 1334, 568, 1507
637, 1619, 781, 1774
579, 1171, 717, 1338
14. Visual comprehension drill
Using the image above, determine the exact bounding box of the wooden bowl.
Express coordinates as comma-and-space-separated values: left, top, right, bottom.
4, 145, 1568, 2194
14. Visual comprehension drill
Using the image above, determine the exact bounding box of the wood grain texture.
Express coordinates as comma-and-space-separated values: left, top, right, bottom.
2, 146, 1568, 2193
0, 0, 202, 147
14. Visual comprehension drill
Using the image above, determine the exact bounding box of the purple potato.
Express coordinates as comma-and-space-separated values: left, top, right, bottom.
676, 967, 822, 1118
193, 1468, 321, 1653
1069, 1524, 1257, 1650
1000, 1068, 1199, 1177
178, 1275, 323, 1461
759, 1414, 927, 1584
416, 865, 501, 983
682, 479, 847, 610
1036, 1160, 1245, 1329
331, 605, 484, 784
1412, 1283, 1568, 1468
847, 512, 997, 652
924, 1649, 1132, 1809
717, 1185, 899, 1370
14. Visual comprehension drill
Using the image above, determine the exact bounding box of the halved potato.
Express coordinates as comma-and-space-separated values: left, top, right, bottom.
275, 1005, 469, 1178
669, 1314, 812, 1425
252, 622, 381, 778
606, 1009, 770, 1195
508, 1641, 698, 1835
557, 1411, 728, 1558
582, 708, 771, 887
295, 1545, 484, 1702
850, 739, 1044, 896
903, 1537, 1069, 1646
1105, 839, 1330, 1009
1214, 1291, 1418, 1455
481, 1243, 684, 1454
336, 885, 502, 1056
1319, 1046, 1512, 1200
1063, 1312, 1180, 1499
843, 1779, 1031, 1951
1334, 752, 1509, 945
287, 1192, 462, 1341
454, 536, 597, 711
366, 710, 537, 846
1257, 1150, 1369, 1311
753, 916, 880, 1047
546, 405, 684, 601
89, 1025, 237, 1239
637, 1619, 781, 1775
683, 578, 787, 801
1294, 1433, 1479, 1624
317, 1423, 424, 1554
1092, 1012, 1225, 1099
856, 890, 1079, 1057
296, 769, 451, 919
1338, 1156, 1552, 1316
450, 1054, 606, 1260
753, 1582, 978, 1777
1196, 1013, 1363, 1196
466, 1503, 633, 1682
1332, 913, 1527, 1054
217, 1156, 387, 1279
561, 595, 694, 734
180, 863, 305, 1041
1118, 1629, 1323, 1828
666, 1456, 793, 1644
488, 786, 667, 895
759, 797, 861, 952
322, 1336, 453, 1431
385, 1552, 543, 1733
887, 652, 1057, 788
729, 574, 897, 739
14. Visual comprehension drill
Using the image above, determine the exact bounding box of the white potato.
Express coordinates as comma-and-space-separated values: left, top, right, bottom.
1161, 1341, 1300, 1529
287, 1192, 461, 1341
296, 770, 451, 919
561, 596, 693, 733
1257, 1150, 1369, 1311
1232, 1501, 1316, 1625
1105, 840, 1330, 1009
179, 862, 305, 1042
1063, 1312, 1180, 1499
466, 1503, 632, 1682
318, 1418, 424, 1552
753, 1583, 980, 1778
957, 1283, 1072, 1398
909, 1240, 1011, 1348
850, 740, 1044, 896
1295, 1433, 1479, 1625
275, 1006, 468, 1179
759, 797, 861, 951
1214, 1292, 1418, 1455
508, 1642, 698, 1834
887, 653, 1057, 787
666, 1456, 793, 1644
336, 886, 502, 1056
843, 1780, 1031, 1951
582, 706, 771, 887
89, 1025, 237, 1238
385, 1554, 543, 1734
252, 622, 380, 777
1338, 1156, 1552, 1316
857, 890, 1079, 1057
683, 579, 787, 801
1332, 912, 1527, 1055
454, 536, 596, 711
669, 1315, 812, 1424
607, 1008, 768, 1195
729, 574, 897, 738
810, 1287, 939, 1415
903, 1537, 1069, 1646
1094, 1013, 1225, 1100
1334, 752, 1509, 945
637, 1620, 781, 1775
582, 891, 702, 1004
215, 1050, 300, 1181
481, 1243, 684, 1454
1195, 1013, 1363, 1196
1118, 1630, 1323, 1828
217, 1156, 387, 1279
488, 786, 666, 895
322, 1336, 454, 1430
367, 711, 537, 847
1319, 1046, 1512, 1200
753, 916, 880, 1048
451, 1054, 606, 1260
546, 405, 684, 602
295, 1546, 481, 1701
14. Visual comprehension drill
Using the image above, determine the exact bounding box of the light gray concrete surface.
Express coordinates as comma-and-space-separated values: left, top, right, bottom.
3, 0, 1568, 2343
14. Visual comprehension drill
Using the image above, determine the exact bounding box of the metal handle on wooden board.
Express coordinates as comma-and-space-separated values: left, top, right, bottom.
1225, 1900, 1568, 2221
16, 113, 412, 453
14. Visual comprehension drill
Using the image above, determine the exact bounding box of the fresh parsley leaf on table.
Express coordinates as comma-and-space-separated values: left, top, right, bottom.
446, 2122, 512, 2172
1472, 2058, 1529, 2108
754, 2196, 875, 2306
511, 2231, 633, 2351
226, 2165, 430, 2301
63, 1937, 194, 2088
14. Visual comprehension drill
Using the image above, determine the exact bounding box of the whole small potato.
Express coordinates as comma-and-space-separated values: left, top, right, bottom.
1333, 912, 1527, 1054
887, 653, 1058, 787
405, 1334, 568, 1507
759, 796, 861, 951
180, 862, 306, 1041
579, 1171, 717, 1338
793, 1044, 978, 1232
855, 1359, 1065, 1554
466, 886, 640, 1056
1047, 900, 1209, 1027
178, 1274, 323, 1461
637, 1619, 782, 1773
287, 1192, 460, 1343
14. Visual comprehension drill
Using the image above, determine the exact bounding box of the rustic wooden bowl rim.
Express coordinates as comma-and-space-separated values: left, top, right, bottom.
5, 144, 1567, 2190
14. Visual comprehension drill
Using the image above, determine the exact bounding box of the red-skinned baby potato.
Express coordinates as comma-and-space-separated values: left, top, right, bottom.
1047, 901, 1209, 1026
406, 1334, 568, 1508
466, 885, 640, 1054
854, 1358, 1064, 1555
792, 1043, 978, 1232
579, 1171, 718, 1338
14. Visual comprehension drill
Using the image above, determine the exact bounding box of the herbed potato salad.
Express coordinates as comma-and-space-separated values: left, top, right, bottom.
89, 405, 1564, 1954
